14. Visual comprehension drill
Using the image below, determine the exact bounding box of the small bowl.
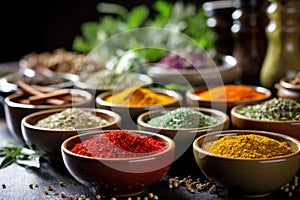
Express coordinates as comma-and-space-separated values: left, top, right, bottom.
144, 55, 241, 85
4, 89, 93, 144
186, 85, 272, 114
21, 108, 121, 164
193, 130, 300, 197
231, 104, 300, 141
61, 130, 175, 196
96, 88, 183, 129
276, 78, 300, 100
137, 107, 229, 139
75, 71, 153, 97
0, 68, 79, 95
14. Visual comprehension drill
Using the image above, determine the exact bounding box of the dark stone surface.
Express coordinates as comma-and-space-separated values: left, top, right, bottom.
0, 117, 299, 200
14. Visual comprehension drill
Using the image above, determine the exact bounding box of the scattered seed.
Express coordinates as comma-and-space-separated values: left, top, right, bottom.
69, 195, 75, 200
59, 181, 66, 187
96, 194, 101, 200
111, 197, 117, 200
44, 190, 49, 195
148, 193, 154, 199
61, 191, 67, 198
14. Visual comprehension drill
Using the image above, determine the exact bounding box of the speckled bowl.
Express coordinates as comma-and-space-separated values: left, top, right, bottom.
193, 130, 300, 197
21, 108, 121, 164
4, 89, 93, 144
96, 88, 183, 129
61, 130, 175, 196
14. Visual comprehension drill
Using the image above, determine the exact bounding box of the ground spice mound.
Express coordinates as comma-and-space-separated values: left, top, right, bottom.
105, 86, 174, 106
203, 134, 295, 158
196, 85, 266, 101
70, 130, 167, 158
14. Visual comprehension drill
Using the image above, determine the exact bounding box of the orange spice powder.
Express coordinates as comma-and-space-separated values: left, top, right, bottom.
195, 85, 266, 102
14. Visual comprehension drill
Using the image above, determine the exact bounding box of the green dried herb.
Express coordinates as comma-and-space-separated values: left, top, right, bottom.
147, 108, 220, 129
236, 98, 300, 121
35, 108, 109, 130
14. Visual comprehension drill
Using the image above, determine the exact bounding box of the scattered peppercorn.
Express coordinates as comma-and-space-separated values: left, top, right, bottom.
44, 189, 49, 195
29, 184, 34, 189
59, 181, 66, 187
61, 191, 67, 198
281, 176, 300, 197
168, 175, 216, 194
69, 195, 75, 200
2, 184, 6, 189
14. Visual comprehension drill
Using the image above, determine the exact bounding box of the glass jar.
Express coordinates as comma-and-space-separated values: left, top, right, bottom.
231, 0, 269, 85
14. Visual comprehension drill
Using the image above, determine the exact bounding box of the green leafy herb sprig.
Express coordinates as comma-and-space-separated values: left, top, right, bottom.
72, 1, 215, 73
0, 145, 41, 169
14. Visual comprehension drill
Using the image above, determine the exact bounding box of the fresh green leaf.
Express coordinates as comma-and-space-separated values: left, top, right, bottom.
0, 145, 41, 169
126, 5, 149, 30
0, 155, 13, 169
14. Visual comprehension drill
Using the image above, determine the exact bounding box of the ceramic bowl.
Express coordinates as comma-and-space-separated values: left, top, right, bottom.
193, 130, 300, 197
21, 108, 121, 164
143, 55, 241, 85
137, 107, 229, 139
95, 88, 183, 129
276, 78, 300, 100
185, 85, 272, 114
0, 68, 79, 95
4, 89, 93, 144
137, 107, 230, 171
61, 130, 175, 196
231, 104, 300, 141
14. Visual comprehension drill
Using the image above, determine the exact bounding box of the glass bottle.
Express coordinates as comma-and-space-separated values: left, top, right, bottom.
203, 0, 235, 56
260, 0, 300, 89
231, 0, 269, 85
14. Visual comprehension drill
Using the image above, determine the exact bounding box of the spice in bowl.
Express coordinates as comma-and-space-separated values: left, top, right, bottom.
147, 108, 220, 129
34, 108, 108, 130
105, 86, 174, 106
202, 134, 295, 159
236, 98, 300, 121
70, 130, 167, 158
196, 85, 267, 101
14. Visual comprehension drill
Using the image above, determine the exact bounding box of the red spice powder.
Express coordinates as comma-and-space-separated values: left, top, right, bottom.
70, 130, 167, 158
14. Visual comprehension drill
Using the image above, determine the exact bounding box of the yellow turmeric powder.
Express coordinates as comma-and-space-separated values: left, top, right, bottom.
203, 134, 295, 159
105, 86, 175, 106
196, 85, 266, 101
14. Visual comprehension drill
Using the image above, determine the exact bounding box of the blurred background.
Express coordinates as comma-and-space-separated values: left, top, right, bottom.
0, 0, 206, 63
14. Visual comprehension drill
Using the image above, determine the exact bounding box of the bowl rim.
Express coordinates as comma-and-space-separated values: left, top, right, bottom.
186, 84, 272, 103
0, 68, 79, 93
137, 106, 229, 131
193, 130, 300, 161
4, 88, 93, 109
75, 71, 154, 91
61, 130, 176, 161
279, 77, 300, 90
145, 55, 237, 75
21, 107, 122, 132
96, 87, 183, 109
231, 104, 300, 123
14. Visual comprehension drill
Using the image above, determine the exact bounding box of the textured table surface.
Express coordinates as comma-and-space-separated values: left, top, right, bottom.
0, 113, 298, 200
